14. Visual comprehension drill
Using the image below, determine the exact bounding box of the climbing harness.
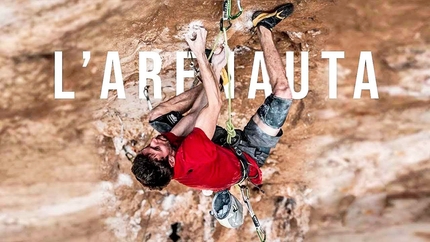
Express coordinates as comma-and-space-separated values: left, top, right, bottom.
228, 134, 266, 242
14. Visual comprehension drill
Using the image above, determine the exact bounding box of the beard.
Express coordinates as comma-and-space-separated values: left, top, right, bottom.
157, 134, 178, 151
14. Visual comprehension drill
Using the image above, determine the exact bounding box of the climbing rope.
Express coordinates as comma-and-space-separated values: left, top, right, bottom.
222, 29, 236, 145
205, 2, 244, 145
208, 0, 243, 144
211, 2, 267, 241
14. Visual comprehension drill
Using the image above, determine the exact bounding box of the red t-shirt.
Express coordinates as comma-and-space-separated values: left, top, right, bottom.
163, 128, 262, 191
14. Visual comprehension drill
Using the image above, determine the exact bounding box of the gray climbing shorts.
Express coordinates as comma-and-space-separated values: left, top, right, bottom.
239, 94, 292, 167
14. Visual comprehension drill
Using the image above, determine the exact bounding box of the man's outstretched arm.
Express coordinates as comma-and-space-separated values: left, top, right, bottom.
171, 44, 227, 137
147, 84, 203, 122
170, 84, 207, 136
185, 28, 225, 139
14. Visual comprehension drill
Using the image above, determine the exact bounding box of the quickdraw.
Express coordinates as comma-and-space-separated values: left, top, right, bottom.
229, 135, 266, 242
213, 0, 244, 144
213, 2, 267, 241
208, 0, 243, 60
188, 48, 206, 88
220, 0, 243, 31
114, 111, 137, 162
119, 86, 154, 163
240, 185, 266, 242
143, 85, 153, 111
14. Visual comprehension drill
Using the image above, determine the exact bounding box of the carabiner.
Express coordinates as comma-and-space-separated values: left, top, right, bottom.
220, 0, 243, 31
242, 185, 250, 199
123, 145, 136, 162
220, 18, 232, 31
229, 0, 243, 20
256, 228, 267, 242
143, 86, 152, 111
222, 0, 243, 20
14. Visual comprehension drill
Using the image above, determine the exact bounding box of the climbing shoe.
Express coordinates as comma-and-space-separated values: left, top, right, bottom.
252, 3, 294, 31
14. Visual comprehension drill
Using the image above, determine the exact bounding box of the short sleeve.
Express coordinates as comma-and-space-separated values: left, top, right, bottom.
180, 128, 217, 165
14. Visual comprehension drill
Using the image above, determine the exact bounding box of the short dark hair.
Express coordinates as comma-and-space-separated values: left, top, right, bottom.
131, 154, 174, 190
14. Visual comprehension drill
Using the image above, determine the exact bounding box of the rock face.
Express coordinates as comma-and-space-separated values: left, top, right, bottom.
1, 0, 429, 241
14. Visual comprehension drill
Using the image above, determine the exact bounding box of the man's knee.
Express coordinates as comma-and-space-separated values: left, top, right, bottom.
252, 115, 280, 137
273, 83, 292, 100
256, 94, 292, 130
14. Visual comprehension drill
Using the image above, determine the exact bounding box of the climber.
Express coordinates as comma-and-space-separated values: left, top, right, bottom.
132, 3, 295, 191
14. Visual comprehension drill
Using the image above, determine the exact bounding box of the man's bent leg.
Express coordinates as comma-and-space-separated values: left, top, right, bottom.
251, 26, 293, 137
242, 7, 294, 166
258, 26, 292, 99
242, 95, 292, 166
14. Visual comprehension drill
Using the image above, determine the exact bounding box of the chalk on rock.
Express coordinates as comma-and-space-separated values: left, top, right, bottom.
113, 136, 127, 155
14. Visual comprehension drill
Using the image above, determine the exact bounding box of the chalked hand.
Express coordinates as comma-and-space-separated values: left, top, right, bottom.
185, 27, 207, 56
